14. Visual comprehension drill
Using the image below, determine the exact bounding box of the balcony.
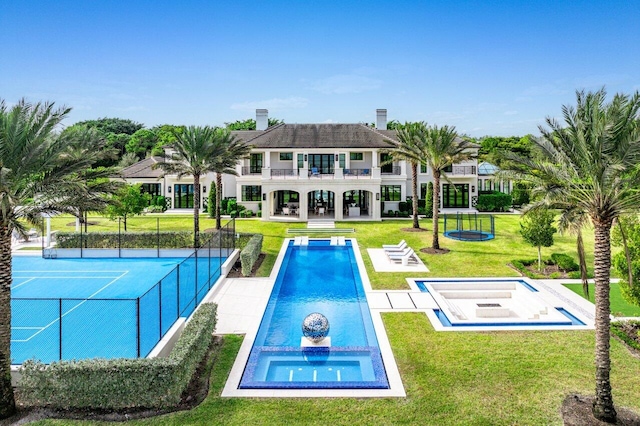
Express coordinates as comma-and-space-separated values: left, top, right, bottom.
380, 166, 401, 175
449, 165, 476, 176
241, 166, 262, 176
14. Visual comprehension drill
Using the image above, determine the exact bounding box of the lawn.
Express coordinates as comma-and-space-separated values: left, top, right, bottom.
29, 213, 640, 425
30, 315, 640, 425
564, 282, 640, 317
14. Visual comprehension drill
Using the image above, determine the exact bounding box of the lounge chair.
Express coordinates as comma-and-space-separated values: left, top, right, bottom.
311, 167, 320, 177
383, 240, 407, 252
318, 207, 325, 216
383, 239, 406, 250
387, 248, 418, 265
283, 207, 290, 216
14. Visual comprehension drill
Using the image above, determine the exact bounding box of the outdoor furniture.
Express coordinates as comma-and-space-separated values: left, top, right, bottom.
386, 248, 418, 265
283, 207, 290, 215
311, 167, 320, 177
318, 207, 325, 216
383, 240, 406, 250
383, 240, 408, 252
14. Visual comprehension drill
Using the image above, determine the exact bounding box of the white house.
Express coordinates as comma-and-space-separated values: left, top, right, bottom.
119, 109, 482, 221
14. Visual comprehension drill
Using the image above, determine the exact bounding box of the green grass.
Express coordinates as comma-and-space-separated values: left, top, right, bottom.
564, 283, 640, 317
30, 315, 640, 426
27, 213, 640, 424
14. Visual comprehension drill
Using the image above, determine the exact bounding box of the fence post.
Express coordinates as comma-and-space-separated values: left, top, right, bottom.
177, 264, 180, 317
136, 298, 141, 357
59, 299, 63, 360
157, 217, 160, 257
158, 280, 163, 340
118, 218, 122, 258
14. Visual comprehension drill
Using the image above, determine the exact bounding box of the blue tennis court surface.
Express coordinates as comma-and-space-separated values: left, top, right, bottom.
11, 255, 224, 364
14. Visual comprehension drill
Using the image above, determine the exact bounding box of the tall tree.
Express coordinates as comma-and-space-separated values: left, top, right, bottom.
421, 124, 474, 249
0, 99, 106, 419
211, 129, 252, 229
499, 88, 640, 422
225, 117, 283, 130
383, 122, 426, 229
154, 126, 228, 247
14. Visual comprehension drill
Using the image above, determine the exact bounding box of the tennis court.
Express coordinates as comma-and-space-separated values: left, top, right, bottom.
11, 255, 224, 364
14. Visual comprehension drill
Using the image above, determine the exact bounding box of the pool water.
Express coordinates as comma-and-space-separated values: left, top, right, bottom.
239, 239, 389, 389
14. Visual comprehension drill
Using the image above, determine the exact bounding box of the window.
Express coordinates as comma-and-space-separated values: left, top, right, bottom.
339, 153, 346, 169
380, 185, 401, 201
350, 152, 363, 161
297, 153, 304, 169
420, 183, 428, 199
279, 152, 293, 161
250, 153, 263, 173
443, 164, 453, 173
420, 163, 427, 174
173, 184, 194, 209
242, 185, 262, 201
380, 153, 393, 174
141, 183, 161, 197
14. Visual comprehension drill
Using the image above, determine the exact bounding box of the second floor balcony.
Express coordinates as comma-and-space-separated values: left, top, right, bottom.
240, 167, 389, 180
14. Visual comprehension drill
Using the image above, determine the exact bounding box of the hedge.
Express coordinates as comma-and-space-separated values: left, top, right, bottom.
550, 253, 579, 272
611, 321, 640, 351
241, 233, 263, 276
476, 191, 512, 212
17, 303, 217, 410
56, 231, 195, 249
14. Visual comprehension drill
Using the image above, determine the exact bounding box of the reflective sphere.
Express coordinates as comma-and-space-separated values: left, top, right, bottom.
302, 312, 330, 343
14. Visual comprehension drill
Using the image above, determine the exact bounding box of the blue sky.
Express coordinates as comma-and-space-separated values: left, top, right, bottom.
1, 1, 639, 137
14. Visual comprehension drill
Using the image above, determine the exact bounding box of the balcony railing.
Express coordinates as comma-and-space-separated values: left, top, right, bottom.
449, 165, 476, 175
241, 166, 262, 175
342, 168, 371, 178
271, 169, 299, 178
381, 166, 401, 175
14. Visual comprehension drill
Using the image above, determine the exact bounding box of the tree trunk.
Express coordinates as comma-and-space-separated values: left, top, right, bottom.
537, 245, 542, 271
193, 174, 200, 248
215, 173, 222, 230
432, 170, 441, 249
411, 162, 419, 229
0, 225, 16, 419
591, 221, 617, 423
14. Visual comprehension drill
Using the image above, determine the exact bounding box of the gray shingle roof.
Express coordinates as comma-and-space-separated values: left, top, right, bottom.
234, 123, 399, 149
120, 156, 164, 179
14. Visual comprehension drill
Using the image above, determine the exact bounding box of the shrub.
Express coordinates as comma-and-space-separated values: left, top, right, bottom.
241, 234, 263, 276
424, 183, 434, 219
56, 231, 195, 249
611, 320, 640, 351
511, 183, 530, 208
18, 303, 217, 410
398, 201, 409, 212
550, 253, 579, 272
145, 205, 165, 213
257, 210, 262, 217
476, 191, 512, 212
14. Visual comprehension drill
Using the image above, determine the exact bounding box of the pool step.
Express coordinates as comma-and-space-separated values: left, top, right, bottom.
307, 221, 335, 229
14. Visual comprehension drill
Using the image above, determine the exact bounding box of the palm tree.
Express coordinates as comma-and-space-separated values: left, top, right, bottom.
421, 125, 474, 250
154, 126, 224, 248
383, 122, 427, 229
0, 99, 106, 419
499, 88, 640, 423
211, 129, 251, 230
556, 204, 590, 298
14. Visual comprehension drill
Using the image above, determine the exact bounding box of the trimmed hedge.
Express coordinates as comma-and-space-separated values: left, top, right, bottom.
611, 320, 640, 351
56, 231, 195, 249
241, 233, 263, 276
17, 303, 217, 410
476, 191, 512, 212
550, 253, 579, 272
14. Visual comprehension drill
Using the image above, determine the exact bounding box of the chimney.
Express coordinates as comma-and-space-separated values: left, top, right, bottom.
376, 109, 387, 130
256, 109, 269, 131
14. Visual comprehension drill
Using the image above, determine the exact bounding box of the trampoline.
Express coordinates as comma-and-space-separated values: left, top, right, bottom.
444, 212, 495, 241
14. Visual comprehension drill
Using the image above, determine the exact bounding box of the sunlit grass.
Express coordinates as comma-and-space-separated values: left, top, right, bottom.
564, 283, 640, 317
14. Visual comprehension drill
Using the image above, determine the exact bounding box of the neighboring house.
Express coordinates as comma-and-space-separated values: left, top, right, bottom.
119, 109, 481, 221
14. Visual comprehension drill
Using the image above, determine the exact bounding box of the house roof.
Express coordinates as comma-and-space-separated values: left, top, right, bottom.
119, 156, 164, 179
478, 161, 500, 175
233, 123, 399, 149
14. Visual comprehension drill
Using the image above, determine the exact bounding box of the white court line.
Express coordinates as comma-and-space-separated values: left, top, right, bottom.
13, 270, 130, 273
14, 270, 130, 342
12, 278, 36, 290
11, 327, 45, 342
14, 276, 123, 279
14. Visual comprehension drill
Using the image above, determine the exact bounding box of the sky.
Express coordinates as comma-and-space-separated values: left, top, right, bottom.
1, 0, 639, 137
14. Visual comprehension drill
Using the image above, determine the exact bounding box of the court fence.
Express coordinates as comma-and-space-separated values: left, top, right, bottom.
40, 216, 235, 258
12, 220, 236, 364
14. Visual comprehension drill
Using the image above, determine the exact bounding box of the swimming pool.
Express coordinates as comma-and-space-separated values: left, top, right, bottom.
11, 254, 224, 364
239, 239, 389, 389
415, 278, 593, 331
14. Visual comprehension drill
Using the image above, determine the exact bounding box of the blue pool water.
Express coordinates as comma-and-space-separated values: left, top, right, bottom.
11, 255, 223, 364
239, 239, 389, 389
